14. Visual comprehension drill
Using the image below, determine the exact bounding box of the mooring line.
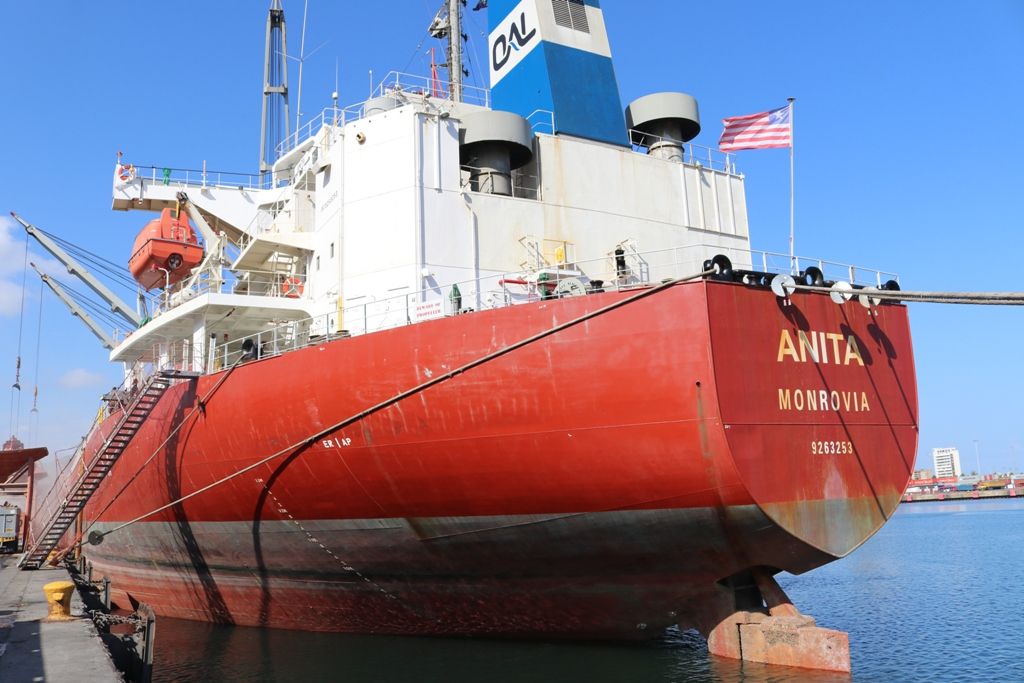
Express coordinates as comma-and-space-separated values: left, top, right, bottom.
794, 283, 1024, 305
83, 268, 714, 546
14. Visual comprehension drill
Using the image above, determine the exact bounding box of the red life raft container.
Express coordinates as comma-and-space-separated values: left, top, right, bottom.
128, 208, 204, 291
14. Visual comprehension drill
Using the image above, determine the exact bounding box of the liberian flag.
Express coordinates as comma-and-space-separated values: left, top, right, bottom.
719, 105, 792, 151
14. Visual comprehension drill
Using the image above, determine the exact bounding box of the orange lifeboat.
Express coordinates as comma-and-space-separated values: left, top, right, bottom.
128, 208, 204, 291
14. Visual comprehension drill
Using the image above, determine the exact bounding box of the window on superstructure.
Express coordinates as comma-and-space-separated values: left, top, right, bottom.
552, 0, 590, 33
316, 256, 320, 271
330, 242, 335, 258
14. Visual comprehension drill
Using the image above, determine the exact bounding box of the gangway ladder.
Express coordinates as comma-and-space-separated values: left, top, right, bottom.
19, 375, 174, 569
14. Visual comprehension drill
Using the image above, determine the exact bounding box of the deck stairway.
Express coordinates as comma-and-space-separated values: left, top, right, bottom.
19, 374, 175, 569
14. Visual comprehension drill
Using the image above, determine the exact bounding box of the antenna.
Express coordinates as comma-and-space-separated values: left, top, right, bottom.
259, 0, 291, 176
333, 57, 340, 103
294, 0, 309, 136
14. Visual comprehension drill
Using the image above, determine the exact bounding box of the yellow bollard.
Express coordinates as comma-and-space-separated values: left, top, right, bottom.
43, 580, 76, 621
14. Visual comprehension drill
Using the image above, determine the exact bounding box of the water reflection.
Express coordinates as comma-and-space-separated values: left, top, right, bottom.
154, 623, 850, 683
153, 499, 1024, 682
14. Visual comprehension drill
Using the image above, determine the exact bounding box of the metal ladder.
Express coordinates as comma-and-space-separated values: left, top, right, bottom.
19, 374, 173, 569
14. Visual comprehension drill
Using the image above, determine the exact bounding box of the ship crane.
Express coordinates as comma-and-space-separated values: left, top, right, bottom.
11, 212, 140, 328
28, 263, 116, 350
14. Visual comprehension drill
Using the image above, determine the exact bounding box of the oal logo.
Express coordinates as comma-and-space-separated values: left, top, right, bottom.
491, 12, 537, 71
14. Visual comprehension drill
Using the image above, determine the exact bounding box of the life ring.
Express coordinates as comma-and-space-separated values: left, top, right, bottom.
118, 163, 136, 182
281, 277, 304, 298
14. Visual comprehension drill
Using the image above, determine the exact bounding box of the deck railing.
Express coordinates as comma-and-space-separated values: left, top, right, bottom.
628, 130, 738, 174
206, 244, 899, 370
128, 164, 271, 191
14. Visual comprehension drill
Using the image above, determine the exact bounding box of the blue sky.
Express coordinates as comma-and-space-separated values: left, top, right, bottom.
1, 1, 1022, 474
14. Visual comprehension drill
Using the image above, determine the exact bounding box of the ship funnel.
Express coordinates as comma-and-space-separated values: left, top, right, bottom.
625, 92, 701, 163
459, 111, 533, 196
488, 0, 628, 146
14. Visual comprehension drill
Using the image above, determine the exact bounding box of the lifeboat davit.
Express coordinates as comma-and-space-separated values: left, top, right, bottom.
128, 208, 204, 291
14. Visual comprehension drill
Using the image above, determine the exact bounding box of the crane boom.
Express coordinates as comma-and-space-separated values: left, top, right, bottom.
175, 192, 221, 245
11, 212, 140, 327
30, 262, 116, 350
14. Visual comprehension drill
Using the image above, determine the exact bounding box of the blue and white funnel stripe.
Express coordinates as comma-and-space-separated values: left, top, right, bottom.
488, 0, 628, 147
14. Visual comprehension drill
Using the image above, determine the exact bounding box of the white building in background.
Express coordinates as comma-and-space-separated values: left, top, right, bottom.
933, 447, 962, 477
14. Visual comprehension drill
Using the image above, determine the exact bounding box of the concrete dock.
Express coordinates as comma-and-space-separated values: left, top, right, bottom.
0, 555, 121, 681
902, 488, 1020, 503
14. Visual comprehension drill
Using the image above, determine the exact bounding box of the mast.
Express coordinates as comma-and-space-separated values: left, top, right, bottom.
447, 0, 463, 103
430, 0, 464, 103
259, 0, 291, 176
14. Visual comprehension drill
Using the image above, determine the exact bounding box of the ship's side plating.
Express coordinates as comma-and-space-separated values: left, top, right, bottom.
79, 280, 915, 636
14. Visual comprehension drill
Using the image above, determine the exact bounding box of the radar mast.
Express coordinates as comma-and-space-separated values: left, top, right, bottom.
428, 0, 465, 102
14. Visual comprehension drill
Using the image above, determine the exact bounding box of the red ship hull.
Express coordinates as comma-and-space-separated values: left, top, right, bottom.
55, 280, 916, 637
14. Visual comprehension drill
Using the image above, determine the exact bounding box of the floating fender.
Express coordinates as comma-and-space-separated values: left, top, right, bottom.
801, 266, 825, 287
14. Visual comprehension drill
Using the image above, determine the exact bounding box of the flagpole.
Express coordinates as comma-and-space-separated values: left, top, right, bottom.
788, 97, 796, 274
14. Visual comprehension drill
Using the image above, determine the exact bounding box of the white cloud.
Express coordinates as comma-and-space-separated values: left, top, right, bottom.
0, 280, 22, 315
0, 215, 26, 278
0, 213, 93, 318
58, 368, 106, 389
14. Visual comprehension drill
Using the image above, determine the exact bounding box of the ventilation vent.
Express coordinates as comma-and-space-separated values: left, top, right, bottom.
568, 0, 589, 33
552, 0, 590, 33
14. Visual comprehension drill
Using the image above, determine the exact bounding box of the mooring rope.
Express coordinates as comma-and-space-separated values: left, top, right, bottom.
793, 283, 1024, 305
83, 268, 714, 546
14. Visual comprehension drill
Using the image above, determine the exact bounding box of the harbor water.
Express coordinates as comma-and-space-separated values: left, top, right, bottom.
152, 499, 1024, 682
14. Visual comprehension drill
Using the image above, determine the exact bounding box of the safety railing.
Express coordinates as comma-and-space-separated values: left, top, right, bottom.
526, 109, 556, 135
27, 364, 150, 548
143, 267, 309, 320
628, 130, 738, 175
209, 244, 900, 369
753, 251, 899, 287
275, 108, 350, 158
128, 164, 271, 191
275, 71, 492, 159
461, 165, 541, 200
371, 71, 490, 108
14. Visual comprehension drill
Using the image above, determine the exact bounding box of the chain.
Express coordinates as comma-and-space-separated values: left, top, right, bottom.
257, 481, 439, 625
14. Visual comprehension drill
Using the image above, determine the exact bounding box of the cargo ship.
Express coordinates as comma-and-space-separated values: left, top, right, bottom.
22, 0, 916, 670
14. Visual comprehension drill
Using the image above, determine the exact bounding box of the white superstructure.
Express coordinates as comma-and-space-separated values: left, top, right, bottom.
108, 71, 756, 376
